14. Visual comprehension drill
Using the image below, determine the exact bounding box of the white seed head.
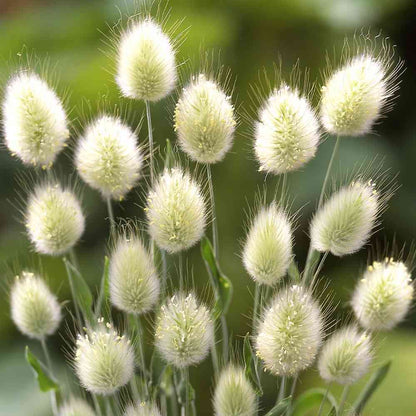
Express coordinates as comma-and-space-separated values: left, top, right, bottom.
59, 398, 96, 416
321, 55, 390, 136
174, 74, 236, 164
243, 204, 292, 286
109, 236, 159, 315
11, 271, 61, 339
256, 285, 323, 376
155, 293, 214, 368
2, 71, 69, 167
74, 322, 135, 395
116, 19, 176, 101
213, 365, 257, 416
254, 85, 320, 174
352, 259, 413, 331
26, 183, 85, 256
310, 181, 379, 256
145, 168, 206, 253
318, 326, 372, 385
124, 402, 162, 416
75, 116, 143, 200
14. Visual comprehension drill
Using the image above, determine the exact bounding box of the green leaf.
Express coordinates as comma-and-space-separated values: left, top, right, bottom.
95, 256, 110, 319
265, 396, 292, 416
25, 346, 59, 392
201, 236, 233, 319
288, 259, 301, 282
243, 333, 263, 396
64, 258, 94, 324
177, 375, 196, 405
352, 361, 391, 415
292, 388, 338, 416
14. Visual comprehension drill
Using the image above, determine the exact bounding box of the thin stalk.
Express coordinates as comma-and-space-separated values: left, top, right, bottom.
178, 252, 184, 292
317, 383, 332, 416
210, 333, 220, 376
106, 197, 115, 238
286, 375, 298, 416
135, 314, 149, 398
92, 395, 103, 416
104, 396, 113, 416
145, 100, 155, 186
338, 385, 350, 415
181, 368, 190, 416
310, 251, 329, 288
161, 249, 168, 294
207, 165, 219, 258
277, 376, 286, 404
40, 339, 58, 416
63, 256, 82, 325
303, 136, 341, 284
252, 284, 260, 329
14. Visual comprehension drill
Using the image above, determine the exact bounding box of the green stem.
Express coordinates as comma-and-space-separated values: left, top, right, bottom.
63, 256, 82, 325
252, 284, 260, 329
134, 314, 149, 398
207, 165, 219, 259
338, 385, 350, 415
317, 383, 331, 416
92, 395, 103, 416
181, 368, 190, 416
277, 376, 286, 404
286, 375, 298, 415
303, 136, 341, 285
145, 100, 154, 186
106, 197, 115, 239
178, 252, 184, 292
40, 339, 58, 416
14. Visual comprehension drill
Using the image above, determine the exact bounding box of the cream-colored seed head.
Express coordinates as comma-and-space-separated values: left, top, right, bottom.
109, 236, 159, 315
145, 168, 206, 253
243, 204, 292, 286
59, 398, 96, 416
321, 55, 389, 136
2, 71, 69, 167
11, 271, 61, 339
124, 402, 162, 416
213, 365, 257, 416
254, 85, 320, 174
310, 181, 379, 256
75, 115, 143, 200
155, 293, 214, 368
174, 74, 236, 164
116, 19, 176, 101
74, 321, 135, 396
26, 183, 85, 256
352, 259, 413, 331
318, 326, 372, 385
256, 285, 323, 376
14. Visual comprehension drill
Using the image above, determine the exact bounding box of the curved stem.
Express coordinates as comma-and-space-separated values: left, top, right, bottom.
317, 383, 331, 416
63, 257, 82, 325
40, 339, 58, 416
338, 385, 350, 415
106, 197, 115, 239
277, 376, 286, 404
207, 165, 219, 258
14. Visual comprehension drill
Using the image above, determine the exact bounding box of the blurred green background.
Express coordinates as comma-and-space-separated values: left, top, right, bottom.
1, 0, 416, 415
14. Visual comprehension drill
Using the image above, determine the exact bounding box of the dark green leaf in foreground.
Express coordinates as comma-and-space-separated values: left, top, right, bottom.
243, 332, 263, 396
292, 388, 338, 416
265, 396, 292, 416
25, 346, 59, 392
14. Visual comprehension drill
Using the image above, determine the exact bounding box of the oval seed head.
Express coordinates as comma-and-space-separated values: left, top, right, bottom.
124, 402, 162, 416
310, 181, 379, 256
321, 55, 393, 136
74, 322, 135, 395
254, 85, 320, 175
145, 168, 206, 253
213, 365, 257, 416
109, 236, 159, 315
75, 116, 143, 200
11, 271, 61, 339
318, 326, 372, 385
243, 204, 292, 286
256, 285, 323, 376
174, 74, 236, 164
155, 293, 214, 368
59, 398, 96, 416
116, 19, 176, 101
26, 183, 85, 256
352, 259, 413, 331
2, 71, 69, 167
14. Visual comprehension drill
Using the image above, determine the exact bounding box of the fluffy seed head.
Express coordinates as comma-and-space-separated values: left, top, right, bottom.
59, 398, 96, 416
2, 71, 69, 167
124, 402, 162, 416
318, 326, 372, 385
116, 19, 176, 101
145, 168, 206, 253
11, 271, 61, 339
256, 285, 323, 376
352, 259, 413, 330
321, 55, 393, 136
174, 74, 236, 164
74, 321, 135, 395
243, 204, 292, 286
155, 293, 214, 368
26, 183, 85, 256
254, 85, 320, 174
75, 115, 143, 200
310, 181, 379, 256
109, 235, 159, 315
213, 365, 257, 416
